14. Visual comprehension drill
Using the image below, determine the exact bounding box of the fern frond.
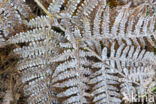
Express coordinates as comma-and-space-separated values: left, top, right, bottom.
7, 15, 64, 103
51, 23, 94, 103
77, 0, 105, 16
120, 66, 155, 102
0, 0, 33, 41
90, 44, 156, 71
89, 43, 155, 103
0, 1, 22, 37
24, 75, 58, 104
82, 3, 156, 49
90, 65, 121, 104
64, 0, 81, 17
8, 0, 33, 18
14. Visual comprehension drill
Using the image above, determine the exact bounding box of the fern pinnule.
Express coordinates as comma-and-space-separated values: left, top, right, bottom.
26, 16, 51, 28
7, 27, 64, 45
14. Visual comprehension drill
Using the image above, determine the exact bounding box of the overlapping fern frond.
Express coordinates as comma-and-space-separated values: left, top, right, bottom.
89, 44, 155, 104
0, 0, 33, 48
81, 2, 156, 50
7, 26, 64, 103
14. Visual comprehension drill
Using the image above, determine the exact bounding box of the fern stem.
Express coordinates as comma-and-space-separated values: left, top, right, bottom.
84, 47, 102, 61
34, 0, 52, 20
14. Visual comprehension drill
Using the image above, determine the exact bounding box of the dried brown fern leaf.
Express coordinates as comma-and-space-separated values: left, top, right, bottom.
0, 44, 26, 103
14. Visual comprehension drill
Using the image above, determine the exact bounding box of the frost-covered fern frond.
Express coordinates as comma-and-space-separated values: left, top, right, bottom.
103, 44, 156, 69
0, 0, 33, 46
50, 20, 94, 104
30, 0, 107, 34
120, 66, 155, 102
48, 0, 106, 19
7, 0, 33, 19
89, 44, 156, 103
22, 66, 58, 104
81, 3, 156, 50
6, 16, 64, 103
0, 0, 22, 37
90, 64, 121, 104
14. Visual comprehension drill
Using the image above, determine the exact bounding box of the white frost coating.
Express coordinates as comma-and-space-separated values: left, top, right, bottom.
57, 87, 79, 97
